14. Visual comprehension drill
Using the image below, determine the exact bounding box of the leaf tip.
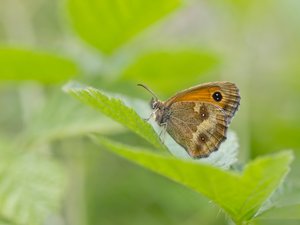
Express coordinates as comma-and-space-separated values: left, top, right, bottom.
62, 80, 85, 93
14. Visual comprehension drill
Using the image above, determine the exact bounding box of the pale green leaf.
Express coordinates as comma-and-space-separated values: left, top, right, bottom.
22, 92, 123, 146
64, 83, 166, 151
121, 50, 220, 95
0, 221, 13, 225
255, 204, 300, 220
67, 0, 182, 54
93, 136, 293, 224
0, 48, 78, 83
0, 142, 66, 225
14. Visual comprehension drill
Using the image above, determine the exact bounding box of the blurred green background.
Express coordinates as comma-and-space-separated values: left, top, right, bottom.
0, 0, 300, 224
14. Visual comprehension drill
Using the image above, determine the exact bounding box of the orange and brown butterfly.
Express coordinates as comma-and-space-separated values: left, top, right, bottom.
138, 81, 240, 158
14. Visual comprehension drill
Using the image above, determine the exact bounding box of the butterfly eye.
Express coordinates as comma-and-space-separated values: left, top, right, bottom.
150, 98, 156, 109
212, 91, 222, 102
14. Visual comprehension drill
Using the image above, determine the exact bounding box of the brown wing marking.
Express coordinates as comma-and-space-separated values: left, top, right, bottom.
166, 101, 228, 158
191, 111, 228, 158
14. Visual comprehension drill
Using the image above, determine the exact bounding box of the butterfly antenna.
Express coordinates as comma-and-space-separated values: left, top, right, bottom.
137, 83, 158, 100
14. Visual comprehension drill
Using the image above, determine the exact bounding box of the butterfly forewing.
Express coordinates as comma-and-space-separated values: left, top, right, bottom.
165, 81, 240, 122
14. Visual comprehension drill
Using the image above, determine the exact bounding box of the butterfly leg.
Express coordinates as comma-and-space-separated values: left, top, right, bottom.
158, 123, 168, 144
144, 109, 158, 122
144, 114, 153, 122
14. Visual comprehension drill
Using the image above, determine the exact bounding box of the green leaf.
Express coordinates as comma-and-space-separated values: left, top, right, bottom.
0, 142, 66, 225
93, 136, 293, 224
0, 221, 13, 225
21, 92, 123, 146
0, 48, 78, 83
209, 0, 273, 18
255, 204, 300, 220
67, 0, 182, 54
64, 83, 166, 151
121, 50, 220, 95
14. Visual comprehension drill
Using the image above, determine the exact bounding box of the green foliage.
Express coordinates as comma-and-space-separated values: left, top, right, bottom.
121, 50, 220, 95
0, 141, 65, 225
256, 204, 300, 220
1, 0, 300, 224
67, 0, 182, 54
22, 92, 122, 145
0, 48, 78, 83
64, 84, 166, 151
0, 48, 80, 225
85, 147, 231, 225
66, 85, 294, 224
94, 137, 293, 224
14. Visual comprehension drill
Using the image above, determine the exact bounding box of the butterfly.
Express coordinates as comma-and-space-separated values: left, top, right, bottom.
138, 81, 240, 158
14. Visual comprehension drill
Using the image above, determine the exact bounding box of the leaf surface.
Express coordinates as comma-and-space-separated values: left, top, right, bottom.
68, 0, 181, 54
0, 141, 66, 225
0, 48, 77, 83
122, 50, 220, 95
64, 84, 166, 151
94, 136, 293, 224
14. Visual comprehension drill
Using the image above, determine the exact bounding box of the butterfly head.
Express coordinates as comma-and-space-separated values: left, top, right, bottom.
137, 83, 163, 109
137, 84, 168, 125
150, 97, 164, 110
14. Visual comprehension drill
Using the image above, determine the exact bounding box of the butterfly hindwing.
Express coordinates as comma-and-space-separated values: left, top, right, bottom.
166, 101, 228, 158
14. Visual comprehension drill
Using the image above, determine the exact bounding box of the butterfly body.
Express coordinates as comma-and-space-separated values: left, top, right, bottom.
141, 81, 240, 158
